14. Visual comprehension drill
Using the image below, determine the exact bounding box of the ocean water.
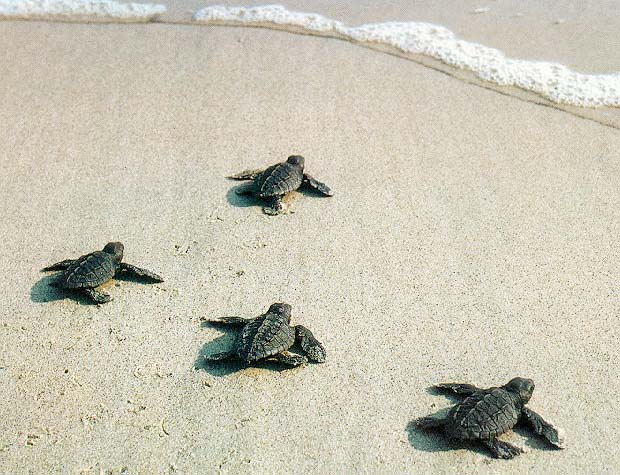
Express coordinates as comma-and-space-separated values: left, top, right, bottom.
192, 4, 620, 108
1, 1, 619, 108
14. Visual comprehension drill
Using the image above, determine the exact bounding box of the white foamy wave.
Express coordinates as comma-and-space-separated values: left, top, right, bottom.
193, 4, 620, 108
0, 0, 166, 22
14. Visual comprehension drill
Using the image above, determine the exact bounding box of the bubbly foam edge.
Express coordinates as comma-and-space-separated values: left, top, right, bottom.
193, 4, 620, 108
0, 0, 166, 22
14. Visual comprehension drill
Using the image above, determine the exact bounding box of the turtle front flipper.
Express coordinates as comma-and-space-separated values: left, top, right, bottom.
228, 168, 265, 181
433, 383, 482, 396
521, 407, 565, 449
483, 438, 524, 459
83, 288, 112, 304
303, 174, 334, 196
42, 259, 75, 271
262, 195, 288, 216
295, 325, 326, 363
208, 317, 253, 326
120, 263, 164, 282
275, 351, 307, 366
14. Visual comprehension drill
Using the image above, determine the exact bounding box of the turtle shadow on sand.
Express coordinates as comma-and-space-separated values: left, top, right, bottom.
30, 274, 94, 305
405, 386, 501, 456
194, 321, 308, 377
225, 184, 260, 209
514, 424, 564, 452
403, 388, 463, 453
405, 415, 561, 458
30, 272, 151, 306
226, 184, 327, 210
405, 412, 490, 457
194, 335, 244, 377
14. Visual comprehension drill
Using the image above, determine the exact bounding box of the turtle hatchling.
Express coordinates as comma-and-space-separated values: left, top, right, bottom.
204, 302, 326, 367
42, 242, 164, 304
415, 377, 565, 459
228, 155, 333, 215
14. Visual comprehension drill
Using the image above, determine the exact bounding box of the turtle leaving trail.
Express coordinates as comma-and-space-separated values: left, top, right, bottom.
204, 303, 326, 367
415, 377, 565, 459
228, 155, 333, 215
42, 242, 164, 304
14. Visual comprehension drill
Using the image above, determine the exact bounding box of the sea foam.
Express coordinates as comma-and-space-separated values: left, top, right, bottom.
0, 0, 166, 22
193, 4, 620, 108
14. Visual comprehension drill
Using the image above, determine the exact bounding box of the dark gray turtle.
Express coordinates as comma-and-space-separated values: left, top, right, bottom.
205, 302, 326, 366
42, 242, 164, 304
415, 378, 565, 459
228, 155, 333, 215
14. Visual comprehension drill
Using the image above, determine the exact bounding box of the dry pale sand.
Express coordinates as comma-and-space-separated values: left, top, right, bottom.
1, 3, 620, 474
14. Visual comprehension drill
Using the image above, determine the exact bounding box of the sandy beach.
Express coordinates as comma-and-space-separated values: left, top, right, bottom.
1, 1, 619, 473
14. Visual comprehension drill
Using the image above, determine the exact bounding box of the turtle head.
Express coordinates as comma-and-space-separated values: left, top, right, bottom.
286, 155, 305, 169
505, 377, 535, 404
102, 242, 124, 263
268, 302, 292, 323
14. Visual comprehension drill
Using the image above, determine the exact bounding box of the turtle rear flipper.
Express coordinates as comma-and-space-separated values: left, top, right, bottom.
295, 325, 326, 363
415, 416, 447, 430
434, 383, 482, 396
205, 349, 236, 361
120, 263, 164, 282
83, 288, 112, 304
228, 168, 265, 181
48, 279, 61, 288
275, 351, 307, 366
42, 259, 75, 271
303, 174, 333, 196
522, 407, 565, 449
483, 439, 524, 459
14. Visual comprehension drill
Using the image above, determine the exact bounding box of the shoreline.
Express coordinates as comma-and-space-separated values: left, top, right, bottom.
2, 3, 620, 113
1, 11, 618, 130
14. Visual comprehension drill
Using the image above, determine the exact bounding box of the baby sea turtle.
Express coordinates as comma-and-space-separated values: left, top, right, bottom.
415, 378, 565, 459
205, 302, 326, 366
42, 242, 163, 304
228, 155, 333, 215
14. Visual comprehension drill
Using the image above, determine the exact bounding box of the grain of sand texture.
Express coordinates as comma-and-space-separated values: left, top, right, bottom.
1, 1, 620, 473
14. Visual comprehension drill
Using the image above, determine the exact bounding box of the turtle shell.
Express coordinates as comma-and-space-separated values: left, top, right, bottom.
56, 251, 119, 289
236, 312, 295, 362
255, 161, 303, 198
446, 388, 521, 441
